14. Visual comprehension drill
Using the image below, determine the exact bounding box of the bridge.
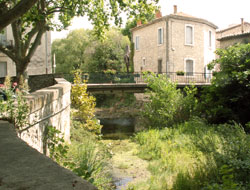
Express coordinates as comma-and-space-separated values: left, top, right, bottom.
62, 72, 212, 94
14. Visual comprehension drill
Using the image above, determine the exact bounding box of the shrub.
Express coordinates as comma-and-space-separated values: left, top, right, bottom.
201, 44, 250, 129
71, 70, 102, 134
142, 73, 198, 128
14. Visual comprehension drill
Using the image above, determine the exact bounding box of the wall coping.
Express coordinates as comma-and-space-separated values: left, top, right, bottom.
25, 78, 71, 114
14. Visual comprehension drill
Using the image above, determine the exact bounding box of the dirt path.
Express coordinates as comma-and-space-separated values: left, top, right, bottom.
102, 139, 150, 190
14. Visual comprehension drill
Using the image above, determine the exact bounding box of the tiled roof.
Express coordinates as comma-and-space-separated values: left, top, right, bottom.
217, 31, 250, 41
131, 12, 218, 32
216, 22, 250, 33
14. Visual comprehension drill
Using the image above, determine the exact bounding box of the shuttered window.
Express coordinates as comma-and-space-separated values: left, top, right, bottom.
185, 25, 193, 45
0, 62, 7, 77
186, 59, 194, 76
135, 36, 139, 50
158, 28, 163, 45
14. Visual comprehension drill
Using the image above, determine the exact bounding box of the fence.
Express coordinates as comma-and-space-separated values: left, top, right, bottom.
58, 72, 213, 84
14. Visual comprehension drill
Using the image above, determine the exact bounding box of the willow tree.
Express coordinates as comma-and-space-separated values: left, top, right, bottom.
0, 0, 159, 83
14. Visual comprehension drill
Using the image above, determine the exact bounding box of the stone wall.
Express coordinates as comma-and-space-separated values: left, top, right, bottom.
19, 78, 71, 154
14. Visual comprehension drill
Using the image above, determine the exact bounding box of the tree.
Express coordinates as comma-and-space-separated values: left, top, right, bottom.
0, 0, 38, 31
52, 28, 130, 74
84, 28, 130, 73
52, 29, 92, 74
0, 0, 159, 84
201, 44, 250, 128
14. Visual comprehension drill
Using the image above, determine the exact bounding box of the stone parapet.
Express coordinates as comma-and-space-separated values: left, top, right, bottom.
19, 78, 71, 154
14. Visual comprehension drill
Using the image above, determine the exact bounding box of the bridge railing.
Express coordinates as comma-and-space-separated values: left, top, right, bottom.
57, 72, 213, 84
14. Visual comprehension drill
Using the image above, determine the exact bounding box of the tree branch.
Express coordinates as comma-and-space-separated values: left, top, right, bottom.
11, 21, 21, 57
0, 0, 38, 31
24, 27, 46, 63
0, 45, 18, 63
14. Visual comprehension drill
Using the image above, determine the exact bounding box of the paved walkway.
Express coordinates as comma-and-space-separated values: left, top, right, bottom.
0, 121, 97, 190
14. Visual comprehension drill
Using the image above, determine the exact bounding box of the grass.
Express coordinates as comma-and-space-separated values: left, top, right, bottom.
129, 118, 250, 190
65, 121, 114, 190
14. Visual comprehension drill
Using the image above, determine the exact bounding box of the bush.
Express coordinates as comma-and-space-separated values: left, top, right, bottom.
201, 44, 250, 129
142, 73, 198, 128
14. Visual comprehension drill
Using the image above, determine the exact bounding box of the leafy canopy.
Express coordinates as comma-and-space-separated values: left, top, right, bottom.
201, 43, 250, 128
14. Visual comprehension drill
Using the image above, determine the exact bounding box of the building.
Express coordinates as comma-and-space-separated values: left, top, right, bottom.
131, 5, 218, 77
216, 18, 250, 49
0, 25, 52, 78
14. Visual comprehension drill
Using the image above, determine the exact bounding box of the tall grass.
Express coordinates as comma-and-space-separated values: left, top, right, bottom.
65, 121, 114, 190
130, 118, 250, 190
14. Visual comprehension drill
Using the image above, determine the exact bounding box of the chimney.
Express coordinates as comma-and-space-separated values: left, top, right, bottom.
155, 10, 162, 19
174, 5, 177, 14
241, 18, 244, 33
137, 20, 142, 27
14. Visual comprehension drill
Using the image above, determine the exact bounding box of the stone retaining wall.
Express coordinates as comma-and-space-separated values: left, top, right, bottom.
19, 78, 71, 154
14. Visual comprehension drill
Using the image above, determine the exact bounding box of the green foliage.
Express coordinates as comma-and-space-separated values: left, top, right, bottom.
52, 28, 130, 75
201, 44, 250, 128
52, 29, 92, 74
131, 118, 250, 190
71, 70, 102, 134
44, 126, 69, 163
0, 76, 29, 129
1, 0, 159, 82
67, 120, 113, 190
142, 73, 198, 128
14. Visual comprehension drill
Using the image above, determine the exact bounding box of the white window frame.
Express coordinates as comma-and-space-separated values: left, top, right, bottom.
135, 36, 140, 50
185, 24, 194, 46
184, 58, 195, 76
157, 27, 163, 45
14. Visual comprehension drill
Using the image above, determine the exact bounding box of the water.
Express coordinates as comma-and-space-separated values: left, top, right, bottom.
100, 118, 135, 189
113, 177, 133, 190
100, 118, 135, 140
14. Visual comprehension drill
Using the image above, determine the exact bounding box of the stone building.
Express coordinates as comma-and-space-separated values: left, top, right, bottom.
216, 19, 250, 49
131, 5, 218, 76
0, 25, 52, 78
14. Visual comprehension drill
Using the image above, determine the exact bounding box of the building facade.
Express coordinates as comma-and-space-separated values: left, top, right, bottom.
131, 6, 218, 76
0, 25, 52, 78
216, 19, 250, 49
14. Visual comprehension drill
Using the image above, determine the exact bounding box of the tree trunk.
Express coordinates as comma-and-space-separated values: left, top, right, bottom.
16, 61, 29, 85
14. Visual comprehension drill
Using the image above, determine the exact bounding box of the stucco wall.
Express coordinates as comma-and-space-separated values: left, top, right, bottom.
19, 78, 71, 154
168, 18, 216, 73
0, 25, 52, 77
132, 16, 216, 74
219, 35, 250, 49
216, 23, 250, 39
133, 19, 167, 73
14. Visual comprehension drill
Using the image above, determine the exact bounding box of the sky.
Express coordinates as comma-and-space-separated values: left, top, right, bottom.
51, 0, 250, 41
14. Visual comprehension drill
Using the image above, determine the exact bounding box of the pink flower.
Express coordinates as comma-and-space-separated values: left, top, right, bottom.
12, 82, 18, 87
0, 84, 4, 88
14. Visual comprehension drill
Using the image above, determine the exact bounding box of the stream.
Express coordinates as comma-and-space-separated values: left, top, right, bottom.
100, 118, 149, 190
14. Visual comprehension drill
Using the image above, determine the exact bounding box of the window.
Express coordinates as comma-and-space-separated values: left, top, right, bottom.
185, 25, 194, 45
0, 62, 7, 77
209, 30, 212, 47
135, 36, 139, 50
158, 28, 163, 45
158, 59, 162, 73
185, 59, 194, 76
0, 29, 7, 46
